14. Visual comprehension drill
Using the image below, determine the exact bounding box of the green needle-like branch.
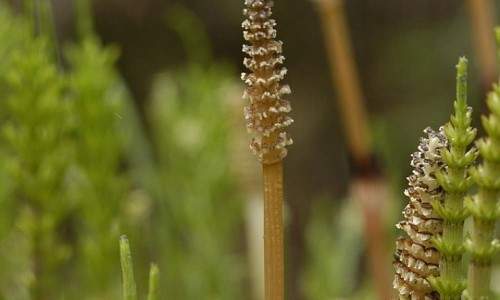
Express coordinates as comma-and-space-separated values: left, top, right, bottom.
120, 236, 138, 300
147, 264, 160, 300
465, 54, 500, 299
430, 57, 477, 299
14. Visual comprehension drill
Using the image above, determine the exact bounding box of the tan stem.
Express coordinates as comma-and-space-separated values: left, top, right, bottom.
315, 0, 371, 165
315, 1, 391, 298
262, 162, 284, 300
466, 0, 497, 90
351, 178, 392, 300
468, 262, 492, 299
246, 195, 265, 300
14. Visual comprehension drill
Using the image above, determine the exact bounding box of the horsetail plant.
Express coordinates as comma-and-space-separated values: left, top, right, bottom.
147, 264, 159, 300
120, 236, 160, 300
242, 1, 293, 299
429, 57, 477, 299
464, 58, 500, 299
0, 25, 74, 300
120, 236, 138, 300
394, 58, 478, 299
394, 127, 447, 299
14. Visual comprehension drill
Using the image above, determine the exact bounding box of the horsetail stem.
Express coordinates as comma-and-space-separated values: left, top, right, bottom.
242, 1, 293, 299
465, 64, 500, 300
120, 236, 138, 300
430, 57, 477, 299
147, 264, 160, 300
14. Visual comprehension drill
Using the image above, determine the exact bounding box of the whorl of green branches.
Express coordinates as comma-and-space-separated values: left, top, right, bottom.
0, 1, 133, 298
429, 57, 477, 299
464, 65, 500, 300
0, 25, 73, 299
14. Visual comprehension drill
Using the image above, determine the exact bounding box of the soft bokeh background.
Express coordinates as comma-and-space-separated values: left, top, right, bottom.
1, 0, 500, 299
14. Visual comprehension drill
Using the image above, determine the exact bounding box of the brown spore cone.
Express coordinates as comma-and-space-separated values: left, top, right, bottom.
394, 127, 447, 300
242, 0, 293, 164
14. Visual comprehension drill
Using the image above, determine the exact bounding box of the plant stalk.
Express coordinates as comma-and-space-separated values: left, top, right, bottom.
314, 1, 391, 298
241, 1, 293, 299
314, 0, 370, 164
120, 235, 138, 300
262, 162, 284, 300
147, 263, 160, 300
467, 188, 497, 299
466, 0, 497, 92
468, 215, 495, 298
465, 81, 500, 298
430, 58, 476, 299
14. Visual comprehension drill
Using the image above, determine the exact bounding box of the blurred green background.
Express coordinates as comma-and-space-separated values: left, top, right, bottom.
0, 0, 499, 299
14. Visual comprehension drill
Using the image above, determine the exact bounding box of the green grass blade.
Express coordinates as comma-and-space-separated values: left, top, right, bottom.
120, 235, 138, 300
147, 264, 160, 300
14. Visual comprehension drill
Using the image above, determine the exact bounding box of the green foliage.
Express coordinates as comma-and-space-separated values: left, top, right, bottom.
74, 0, 94, 38
302, 198, 365, 299
0, 13, 74, 299
147, 264, 159, 300
0, 2, 245, 299
430, 57, 477, 299
0, 2, 132, 299
65, 33, 130, 297
119, 236, 161, 300
464, 79, 500, 298
123, 7, 246, 299
147, 63, 245, 299
166, 5, 212, 66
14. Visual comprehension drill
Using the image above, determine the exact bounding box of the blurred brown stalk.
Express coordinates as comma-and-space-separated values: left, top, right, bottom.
313, 0, 392, 299
466, 0, 498, 92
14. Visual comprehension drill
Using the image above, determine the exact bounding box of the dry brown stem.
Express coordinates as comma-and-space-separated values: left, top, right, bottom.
466, 0, 497, 91
262, 162, 284, 300
314, 1, 392, 298
314, 0, 370, 165
242, 1, 293, 299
